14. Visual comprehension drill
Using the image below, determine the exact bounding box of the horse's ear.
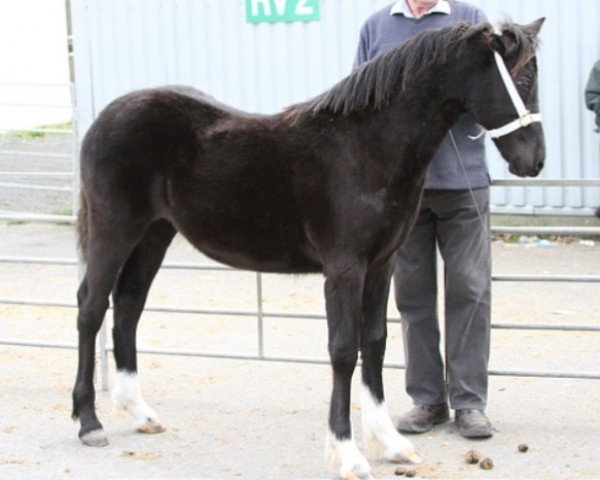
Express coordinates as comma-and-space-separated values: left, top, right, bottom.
490, 31, 518, 57
489, 33, 504, 55
462, 22, 492, 40
521, 17, 545, 38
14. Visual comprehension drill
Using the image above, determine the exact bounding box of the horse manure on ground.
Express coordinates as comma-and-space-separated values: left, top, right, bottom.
480, 458, 494, 470
465, 449, 483, 464
394, 465, 407, 475
518, 443, 529, 452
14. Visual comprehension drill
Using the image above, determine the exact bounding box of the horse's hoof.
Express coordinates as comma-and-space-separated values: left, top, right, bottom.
341, 462, 373, 480
402, 450, 423, 464
343, 471, 374, 480
385, 449, 422, 465
137, 418, 166, 434
384, 446, 423, 464
80, 429, 109, 447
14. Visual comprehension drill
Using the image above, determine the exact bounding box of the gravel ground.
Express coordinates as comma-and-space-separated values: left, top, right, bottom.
0, 222, 599, 479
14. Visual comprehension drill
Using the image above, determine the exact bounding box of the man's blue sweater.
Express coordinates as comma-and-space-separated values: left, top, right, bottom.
353, 1, 490, 190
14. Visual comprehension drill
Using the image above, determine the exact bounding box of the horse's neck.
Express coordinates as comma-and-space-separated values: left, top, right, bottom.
358, 91, 460, 183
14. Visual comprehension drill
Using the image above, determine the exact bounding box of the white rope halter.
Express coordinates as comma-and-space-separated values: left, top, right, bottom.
470, 50, 542, 140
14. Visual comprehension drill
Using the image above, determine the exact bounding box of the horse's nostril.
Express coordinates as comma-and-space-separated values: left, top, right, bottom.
537, 160, 544, 171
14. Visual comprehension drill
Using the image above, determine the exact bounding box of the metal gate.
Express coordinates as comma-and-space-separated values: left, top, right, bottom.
1, 186, 599, 390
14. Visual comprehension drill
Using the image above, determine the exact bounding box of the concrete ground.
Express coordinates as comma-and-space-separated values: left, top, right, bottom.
0, 222, 599, 480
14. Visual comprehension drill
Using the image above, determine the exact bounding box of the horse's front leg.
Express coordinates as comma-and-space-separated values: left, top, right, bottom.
360, 259, 422, 465
323, 261, 372, 480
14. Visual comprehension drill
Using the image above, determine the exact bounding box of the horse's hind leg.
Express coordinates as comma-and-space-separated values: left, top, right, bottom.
111, 220, 176, 434
359, 259, 421, 464
73, 227, 145, 447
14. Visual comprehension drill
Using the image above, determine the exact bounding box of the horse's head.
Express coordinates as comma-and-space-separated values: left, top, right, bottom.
462, 18, 546, 177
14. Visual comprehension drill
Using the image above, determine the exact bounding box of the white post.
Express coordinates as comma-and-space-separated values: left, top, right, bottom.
256, 273, 264, 359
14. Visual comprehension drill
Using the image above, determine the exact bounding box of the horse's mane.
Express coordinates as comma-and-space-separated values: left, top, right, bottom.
284, 20, 538, 120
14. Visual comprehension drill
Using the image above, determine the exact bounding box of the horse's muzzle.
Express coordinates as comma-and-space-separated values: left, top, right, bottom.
509, 155, 544, 177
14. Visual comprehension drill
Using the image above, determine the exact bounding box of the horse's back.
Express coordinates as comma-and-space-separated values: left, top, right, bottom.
80, 86, 229, 160
78, 86, 323, 273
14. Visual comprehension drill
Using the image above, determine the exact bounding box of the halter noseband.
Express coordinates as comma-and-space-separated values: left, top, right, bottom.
485, 51, 542, 139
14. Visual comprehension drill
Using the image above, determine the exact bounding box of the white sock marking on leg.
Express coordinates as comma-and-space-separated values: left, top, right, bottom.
112, 370, 159, 426
360, 384, 421, 463
326, 429, 372, 479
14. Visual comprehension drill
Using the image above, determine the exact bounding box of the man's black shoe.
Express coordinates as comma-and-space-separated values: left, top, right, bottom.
455, 409, 493, 439
396, 403, 450, 434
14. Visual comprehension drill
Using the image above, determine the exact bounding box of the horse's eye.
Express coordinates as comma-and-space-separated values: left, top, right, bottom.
516, 77, 532, 90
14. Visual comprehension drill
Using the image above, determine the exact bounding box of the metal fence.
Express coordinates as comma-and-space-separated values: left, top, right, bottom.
0, 79, 76, 221
1, 180, 599, 390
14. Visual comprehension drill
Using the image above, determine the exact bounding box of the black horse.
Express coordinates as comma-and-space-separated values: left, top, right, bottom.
73, 19, 545, 479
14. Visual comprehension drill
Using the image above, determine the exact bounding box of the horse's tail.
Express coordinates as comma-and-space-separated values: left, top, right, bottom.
77, 190, 89, 262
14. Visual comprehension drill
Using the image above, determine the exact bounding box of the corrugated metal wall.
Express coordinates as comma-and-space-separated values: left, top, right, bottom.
71, 0, 600, 215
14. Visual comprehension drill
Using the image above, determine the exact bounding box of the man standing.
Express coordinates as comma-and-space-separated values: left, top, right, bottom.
584, 60, 600, 218
585, 60, 600, 131
354, 0, 493, 439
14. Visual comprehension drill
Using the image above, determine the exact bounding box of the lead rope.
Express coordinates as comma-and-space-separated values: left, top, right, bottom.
448, 129, 489, 237
444, 129, 491, 395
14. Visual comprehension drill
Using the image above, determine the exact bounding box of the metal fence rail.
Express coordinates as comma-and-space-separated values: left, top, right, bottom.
0, 79, 76, 218
0, 213, 75, 223
493, 226, 600, 236
0, 182, 72, 192
1, 338, 599, 382
1, 292, 599, 332
491, 179, 600, 187
1, 178, 599, 385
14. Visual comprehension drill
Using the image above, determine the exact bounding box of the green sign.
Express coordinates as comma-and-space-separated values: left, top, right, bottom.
246, 0, 320, 23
